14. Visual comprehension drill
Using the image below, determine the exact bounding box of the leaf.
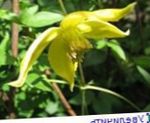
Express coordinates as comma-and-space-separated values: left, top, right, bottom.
134, 56, 150, 69
37, 54, 50, 71
0, 9, 16, 20
144, 47, 150, 55
107, 40, 126, 61
0, 36, 8, 65
96, 39, 107, 49
143, 104, 150, 112
45, 101, 59, 114
92, 93, 121, 113
137, 65, 150, 84
14, 92, 34, 118
83, 49, 107, 67
19, 6, 64, 27
0, 32, 14, 65
69, 91, 95, 105
26, 72, 52, 92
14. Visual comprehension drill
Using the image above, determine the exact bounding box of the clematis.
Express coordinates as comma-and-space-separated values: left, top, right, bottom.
8, 2, 136, 90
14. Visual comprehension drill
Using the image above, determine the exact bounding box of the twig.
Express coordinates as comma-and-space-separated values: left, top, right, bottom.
45, 69, 76, 116
4, 0, 20, 118
11, 0, 19, 57
51, 83, 76, 116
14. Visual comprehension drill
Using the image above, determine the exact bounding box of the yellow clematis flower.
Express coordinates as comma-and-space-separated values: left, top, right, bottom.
8, 2, 136, 90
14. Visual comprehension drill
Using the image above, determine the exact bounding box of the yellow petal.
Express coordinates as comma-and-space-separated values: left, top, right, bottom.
60, 11, 90, 29
78, 19, 130, 39
61, 29, 92, 53
92, 2, 136, 22
8, 27, 59, 87
48, 37, 76, 90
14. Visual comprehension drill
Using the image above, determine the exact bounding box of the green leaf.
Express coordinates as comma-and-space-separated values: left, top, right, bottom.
107, 40, 126, 61
96, 39, 107, 49
1, 84, 10, 92
69, 91, 95, 106
19, 6, 64, 27
144, 47, 150, 55
83, 49, 107, 67
20, 5, 39, 20
0, 32, 14, 65
0, 9, 16, 20
137, 65, 150, 84
134, 56, 150, 69
14, 91, 34, 118
92, 93, 121, 113
26, 72, 52, 92
143, 104, 150, 112
45, 101, 59, 115
0, 32, 9, 64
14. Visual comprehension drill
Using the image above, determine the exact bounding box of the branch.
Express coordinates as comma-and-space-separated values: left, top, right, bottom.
4, 0, 20, 118
11, 0, 19, 57
51, 83, 76, 116
44, 69, 76, 116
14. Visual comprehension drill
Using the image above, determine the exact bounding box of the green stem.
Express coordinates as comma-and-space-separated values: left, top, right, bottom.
43, 78, 141, 111
78, 61, 88, 115
78, 62, 85, 86
81, 85, 141, 111
97, 0, 104, 8
58, 0, 67, 15
81, 90, 89, 115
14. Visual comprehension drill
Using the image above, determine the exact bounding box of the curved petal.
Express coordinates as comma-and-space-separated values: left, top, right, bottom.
78, 19, 130, 39
48, 37, 76, 90
60, 11, 90, 29
8, 27, 59, 87
92, 2, 136, 22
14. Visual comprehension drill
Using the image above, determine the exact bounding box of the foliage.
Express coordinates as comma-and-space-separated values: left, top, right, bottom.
0, 0, 150, 119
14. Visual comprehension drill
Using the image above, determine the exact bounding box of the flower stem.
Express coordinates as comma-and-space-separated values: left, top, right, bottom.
78, 61, 88, 115
81, 85, 141, 111
78, 62, 85, 86
81, 90, 89, 115
58, 0, 67, 15
44, 78, 141, 111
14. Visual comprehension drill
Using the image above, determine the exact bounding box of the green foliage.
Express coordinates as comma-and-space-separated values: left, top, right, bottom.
96, 39, 126, 61
0, 32, 10, 65
0, 9, 16, 21
107, 40, 126, 61
0, 0, 150, 119
19, 5, 64, 27
137, 66, 150, 84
